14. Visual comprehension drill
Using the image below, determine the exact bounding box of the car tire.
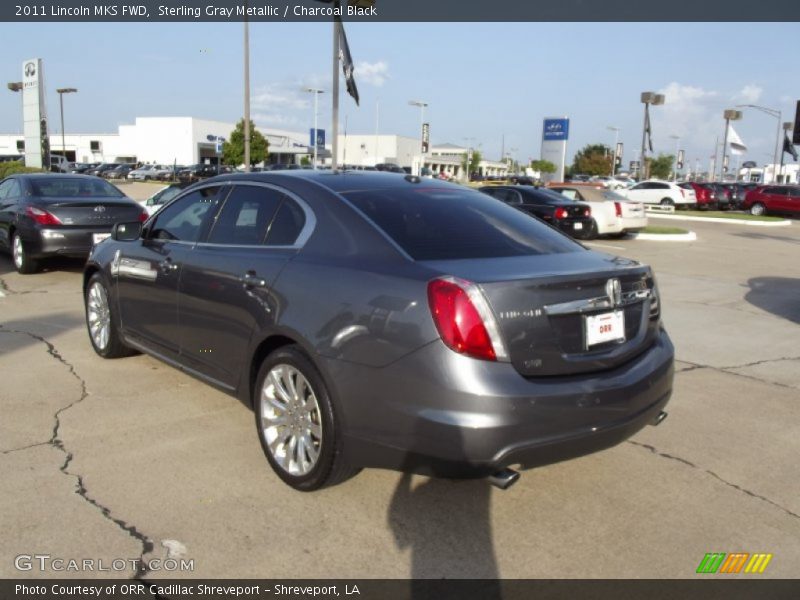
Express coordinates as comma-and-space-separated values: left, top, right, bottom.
660, 198, 674, 207
750, 202, 766, 216
254, 345, 358, 491
85, 273, 136, 359
12, 232, 39, 274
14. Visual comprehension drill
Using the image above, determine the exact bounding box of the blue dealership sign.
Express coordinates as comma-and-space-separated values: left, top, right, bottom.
309, 128, 325, 149
543, 118, 569, 141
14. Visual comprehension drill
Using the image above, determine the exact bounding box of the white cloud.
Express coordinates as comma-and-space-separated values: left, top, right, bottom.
734, 84, 763, 104
252, 112, 303, 128
252, 84, 309, 111
355, 61, 389, 86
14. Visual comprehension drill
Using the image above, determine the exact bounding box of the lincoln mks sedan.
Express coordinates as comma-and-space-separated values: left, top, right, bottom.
83, 171, 674, 491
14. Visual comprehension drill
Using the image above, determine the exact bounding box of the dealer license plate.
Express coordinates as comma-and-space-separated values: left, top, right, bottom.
92, 233, 111, 245
585, 310, 625, 348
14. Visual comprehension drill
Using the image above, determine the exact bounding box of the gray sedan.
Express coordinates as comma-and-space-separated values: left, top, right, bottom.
83, 171, 673, 491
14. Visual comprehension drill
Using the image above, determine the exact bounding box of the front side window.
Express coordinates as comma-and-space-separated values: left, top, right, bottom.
148, 186, 223, 242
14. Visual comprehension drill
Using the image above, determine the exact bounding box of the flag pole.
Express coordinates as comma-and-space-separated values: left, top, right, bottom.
331, 2, 340, 170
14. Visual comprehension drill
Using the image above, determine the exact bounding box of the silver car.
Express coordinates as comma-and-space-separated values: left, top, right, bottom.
83, 172, 674, 491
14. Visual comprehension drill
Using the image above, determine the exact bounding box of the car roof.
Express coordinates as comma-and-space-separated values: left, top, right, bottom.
201, 169, 437, 194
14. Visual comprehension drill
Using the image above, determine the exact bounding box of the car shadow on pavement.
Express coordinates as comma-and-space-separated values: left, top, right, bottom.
745, 277, 800, 324
0, 254, 85, 276
387, 416, 503, 598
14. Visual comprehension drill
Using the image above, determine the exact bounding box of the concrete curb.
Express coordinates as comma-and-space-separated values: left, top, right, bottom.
648, 213, 792, 227
630, 231, 697, 242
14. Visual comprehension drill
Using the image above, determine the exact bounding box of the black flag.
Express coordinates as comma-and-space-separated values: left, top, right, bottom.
783, 133, 798, 161
336, 18, 360, 106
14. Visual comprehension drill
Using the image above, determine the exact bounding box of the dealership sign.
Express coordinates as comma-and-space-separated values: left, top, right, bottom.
22, 58, 49, 170
542, 118, 569, 141
540, 117, 569, 182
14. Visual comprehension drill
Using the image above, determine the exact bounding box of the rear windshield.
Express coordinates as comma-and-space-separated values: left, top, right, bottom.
30, 177, 124, 198
343, 187, 583, 260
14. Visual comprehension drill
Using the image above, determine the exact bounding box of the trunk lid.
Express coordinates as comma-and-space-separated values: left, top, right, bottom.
620, 201, 645, 218
423, 251, 660, 377
39, 198, 142, 228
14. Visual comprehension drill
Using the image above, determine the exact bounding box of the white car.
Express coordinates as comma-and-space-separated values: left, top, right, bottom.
549, 185, 648, 237
621, 180, 696, 207
589, 175, 630, 190
138, 183, 188, 215
128, 164, 172, 181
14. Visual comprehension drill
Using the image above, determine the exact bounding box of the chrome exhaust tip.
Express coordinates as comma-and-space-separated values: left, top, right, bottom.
488, 468, 520, 490
651, 411, 668, 426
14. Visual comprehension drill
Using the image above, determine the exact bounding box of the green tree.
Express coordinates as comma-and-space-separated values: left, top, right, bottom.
529, 159, 556, 174
222, 119, 269, 166
572, 144, 612, 176
648, 154, 675, 180
300, 155, 311, 166
461, 149, 482, 174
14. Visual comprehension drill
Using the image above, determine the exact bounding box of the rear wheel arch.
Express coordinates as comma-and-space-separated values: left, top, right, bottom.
248, 334, 303, 407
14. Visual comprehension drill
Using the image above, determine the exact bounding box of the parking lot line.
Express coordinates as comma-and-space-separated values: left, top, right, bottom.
586, 242, 626, 250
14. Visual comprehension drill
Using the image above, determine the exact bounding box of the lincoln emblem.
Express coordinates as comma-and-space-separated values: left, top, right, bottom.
606, 278, 622, 306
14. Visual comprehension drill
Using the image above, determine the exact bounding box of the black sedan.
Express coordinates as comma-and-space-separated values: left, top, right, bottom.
0, 174, 147, 273
83, 171, 673, 491
104, 164, 135, 180
85, 163, 120, 177
177, 163, 220, 183
480, 185, 595, 238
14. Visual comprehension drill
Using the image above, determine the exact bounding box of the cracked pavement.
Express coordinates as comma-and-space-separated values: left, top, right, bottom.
1, 198, 799, 578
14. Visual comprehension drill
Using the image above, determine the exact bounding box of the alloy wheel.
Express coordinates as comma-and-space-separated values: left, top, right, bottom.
86, 282, 111, 351
259, 364, 323, 476
12, 235, 23, 270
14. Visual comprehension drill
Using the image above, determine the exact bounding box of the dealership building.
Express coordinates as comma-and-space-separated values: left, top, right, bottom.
0, 116, 317, 167
0, 116, 509, 178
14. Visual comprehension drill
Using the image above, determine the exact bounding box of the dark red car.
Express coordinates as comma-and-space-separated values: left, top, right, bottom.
679, 182, 717, 210
743, 185, 800, 217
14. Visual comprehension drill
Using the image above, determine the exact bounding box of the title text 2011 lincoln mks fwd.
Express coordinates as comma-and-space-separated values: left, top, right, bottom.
83, 171, 673, 491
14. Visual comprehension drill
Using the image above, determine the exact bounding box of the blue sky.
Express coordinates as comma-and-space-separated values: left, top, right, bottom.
1, 22, 797, 167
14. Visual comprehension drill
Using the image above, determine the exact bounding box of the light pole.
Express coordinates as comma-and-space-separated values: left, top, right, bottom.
736, 104, 781, 183
463, 136, 476, 181
719, 109, 742, 182
607, 126, 620, 176
779, 121, 793, 183
306, 88, 324, 169
409, 100, 428, 176
640, 92, 665, 181
669, 134, 680, 181
243, 5, 251, 172
55, 88, 77, 161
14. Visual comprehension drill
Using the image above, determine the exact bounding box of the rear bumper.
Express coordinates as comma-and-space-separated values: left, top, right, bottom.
327, 328, 675, 478
557, 217, 595, 239
26, 227, 111, 259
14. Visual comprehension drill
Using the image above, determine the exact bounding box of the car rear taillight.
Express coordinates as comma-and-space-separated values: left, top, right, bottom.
427, 277, 508, 362
554, 207, 568, 219
614, 202, 622, 217
138, 210, 149, 223
25, 206, 62, 226
680, 188, 685, 198
583, 206, 591, 217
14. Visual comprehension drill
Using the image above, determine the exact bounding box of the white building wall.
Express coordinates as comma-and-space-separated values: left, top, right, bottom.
337, 134, 420, 168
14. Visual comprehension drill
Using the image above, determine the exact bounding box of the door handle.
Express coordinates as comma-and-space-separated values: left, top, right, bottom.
159, 258, 179, 273
240, 271, 267, 288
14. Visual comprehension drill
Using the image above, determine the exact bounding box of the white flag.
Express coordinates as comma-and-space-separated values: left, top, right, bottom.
727, 124, 747, 156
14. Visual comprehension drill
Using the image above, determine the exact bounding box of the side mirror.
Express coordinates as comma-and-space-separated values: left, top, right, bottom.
111, 222, 142, 242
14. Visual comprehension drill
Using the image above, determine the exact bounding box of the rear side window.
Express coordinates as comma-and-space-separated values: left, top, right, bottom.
344, 187, 582, 260
266, 199, 306, 246
207, 185, 282, 245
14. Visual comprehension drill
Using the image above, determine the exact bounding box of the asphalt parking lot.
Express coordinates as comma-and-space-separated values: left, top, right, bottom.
1, 183, 798, 579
